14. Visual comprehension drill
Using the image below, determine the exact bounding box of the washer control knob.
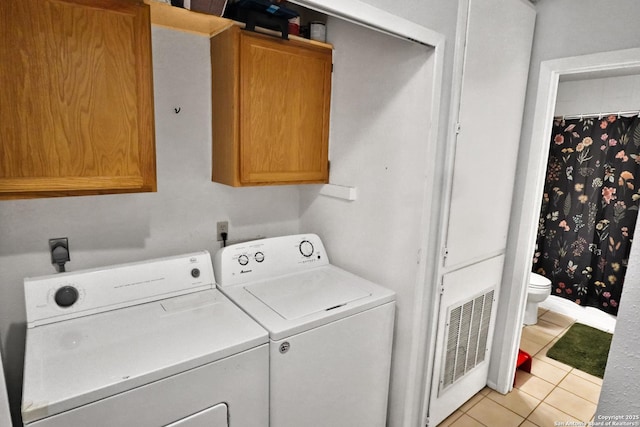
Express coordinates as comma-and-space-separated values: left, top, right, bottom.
55, 286, 79, 308
299, 240, 314, 257
254, 252, 265, 263
191, 268, 200, 278
238, 254, 249, 266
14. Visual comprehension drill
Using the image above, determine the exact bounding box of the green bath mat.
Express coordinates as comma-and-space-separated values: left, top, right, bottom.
546, 322, 613, 378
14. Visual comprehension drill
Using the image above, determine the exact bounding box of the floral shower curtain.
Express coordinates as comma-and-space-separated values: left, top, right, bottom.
533, 115, 640, 315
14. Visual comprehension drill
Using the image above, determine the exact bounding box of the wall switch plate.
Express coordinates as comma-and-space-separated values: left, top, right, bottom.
217, 221, 229, 241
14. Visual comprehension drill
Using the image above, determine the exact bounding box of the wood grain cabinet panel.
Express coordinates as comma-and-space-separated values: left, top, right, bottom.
0, 0, 156, 199
211, 26, 331, 186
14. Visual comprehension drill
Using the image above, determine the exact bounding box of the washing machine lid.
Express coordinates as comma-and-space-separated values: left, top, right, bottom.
22, 289, 267, 424
220, 265, 396, 340
245, 268, 371, 320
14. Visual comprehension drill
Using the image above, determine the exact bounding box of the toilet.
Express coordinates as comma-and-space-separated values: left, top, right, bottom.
525, 272, 552, 325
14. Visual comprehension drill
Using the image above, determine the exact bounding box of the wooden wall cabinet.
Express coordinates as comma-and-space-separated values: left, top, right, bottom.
211, 26, 332, 186
0, 0, 156, 199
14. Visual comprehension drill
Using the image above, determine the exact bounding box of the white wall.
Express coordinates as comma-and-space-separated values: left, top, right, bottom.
598, 212, 640, 417
0, 28, 302, 424
555, 74, 640, 116
501, 0, 640, 417
299, 17, 434, 427
309, 1, 459, 425
1, 0, 462, 425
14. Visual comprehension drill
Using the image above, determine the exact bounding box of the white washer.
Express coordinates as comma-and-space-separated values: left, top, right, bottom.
214, 234, 396, 427
22, 252, 268, 427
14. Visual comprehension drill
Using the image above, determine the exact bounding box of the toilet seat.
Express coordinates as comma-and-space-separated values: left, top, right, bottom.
529, 282, 551, 290
529, 272, 551, 288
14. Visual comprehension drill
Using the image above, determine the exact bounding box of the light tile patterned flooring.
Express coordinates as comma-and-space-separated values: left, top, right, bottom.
438, 308, 604, 427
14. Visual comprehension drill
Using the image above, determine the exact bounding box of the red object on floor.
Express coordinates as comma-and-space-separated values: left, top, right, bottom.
514, 349, 532, 386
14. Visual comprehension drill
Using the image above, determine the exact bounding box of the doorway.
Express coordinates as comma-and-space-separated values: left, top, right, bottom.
535, 86, 640, 317
491, 47, 640, 395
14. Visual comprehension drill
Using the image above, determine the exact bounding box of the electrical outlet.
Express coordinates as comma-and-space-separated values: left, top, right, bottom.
217, 221, 229, 241
49, 237, 70, 272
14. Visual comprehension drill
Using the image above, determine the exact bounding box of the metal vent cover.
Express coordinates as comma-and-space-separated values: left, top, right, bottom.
439, 289, 494, 394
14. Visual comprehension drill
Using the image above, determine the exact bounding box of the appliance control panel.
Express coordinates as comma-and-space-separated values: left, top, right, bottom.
214, 234, 329, 287
24, 252, 215, 327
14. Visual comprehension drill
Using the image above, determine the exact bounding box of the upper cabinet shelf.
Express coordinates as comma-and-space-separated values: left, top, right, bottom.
144, 0, 234, 37
146, 1, 334, 187
144, 0, 332, 49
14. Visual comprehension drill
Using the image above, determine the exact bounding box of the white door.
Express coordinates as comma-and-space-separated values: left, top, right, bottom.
443, 0, 536, 269
427, 0, 536, 425
427, 256, 504, 426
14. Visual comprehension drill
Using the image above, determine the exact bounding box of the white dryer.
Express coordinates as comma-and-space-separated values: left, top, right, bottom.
22, 252, 268, 427
214, 234, 396, 427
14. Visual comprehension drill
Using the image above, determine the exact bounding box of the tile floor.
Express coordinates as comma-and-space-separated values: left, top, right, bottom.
437, 308, 604, 427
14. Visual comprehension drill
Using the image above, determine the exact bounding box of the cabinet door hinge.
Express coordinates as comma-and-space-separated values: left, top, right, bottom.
442, 247, 449, 264
331, 63, 334, 72
455, 122, 461, 134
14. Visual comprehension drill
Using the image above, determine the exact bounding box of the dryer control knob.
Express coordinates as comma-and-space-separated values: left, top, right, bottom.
55, 286, 79, 308
299, 240, 314, 257
238, 254, 249, 266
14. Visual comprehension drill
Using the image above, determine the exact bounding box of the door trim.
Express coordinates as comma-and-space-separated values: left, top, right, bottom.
489, 47, 640, 394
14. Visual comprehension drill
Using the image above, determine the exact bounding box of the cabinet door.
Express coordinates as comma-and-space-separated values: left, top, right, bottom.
239, 32, 331, 185
0, 0, 156, 199
427, 0, 535, 424
443, 0, 535, 268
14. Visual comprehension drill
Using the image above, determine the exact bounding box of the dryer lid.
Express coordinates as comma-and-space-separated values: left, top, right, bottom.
245, 268, 371, 320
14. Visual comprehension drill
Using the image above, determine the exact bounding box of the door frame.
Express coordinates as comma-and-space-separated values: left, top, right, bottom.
489, 47, 640, 394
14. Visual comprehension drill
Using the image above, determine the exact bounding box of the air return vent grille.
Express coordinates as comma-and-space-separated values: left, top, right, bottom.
440, 289, 494, 394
